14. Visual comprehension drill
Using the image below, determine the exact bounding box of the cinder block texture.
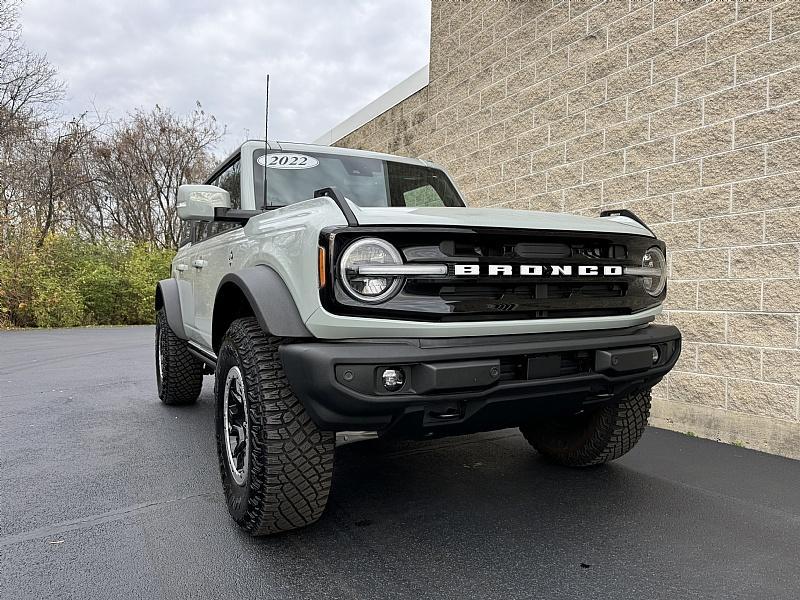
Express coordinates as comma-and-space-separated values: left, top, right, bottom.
335, 0, 800, 455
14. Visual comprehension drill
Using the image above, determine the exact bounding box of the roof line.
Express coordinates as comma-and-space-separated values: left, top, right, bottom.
312, 64, 430, 146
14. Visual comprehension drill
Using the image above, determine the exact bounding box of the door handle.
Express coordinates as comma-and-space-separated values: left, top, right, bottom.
176, 263, 188, 272
192, 259, 208, 269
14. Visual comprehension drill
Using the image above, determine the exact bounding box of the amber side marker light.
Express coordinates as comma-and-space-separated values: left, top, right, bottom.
318, 246, 327, 288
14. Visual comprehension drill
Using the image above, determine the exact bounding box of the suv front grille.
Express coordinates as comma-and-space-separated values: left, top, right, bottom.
322, 226, 664, 322
436, 282, 626, 301
408, 281, 630, 319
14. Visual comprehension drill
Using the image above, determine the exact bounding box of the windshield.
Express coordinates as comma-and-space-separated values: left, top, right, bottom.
253, 150, 464, 209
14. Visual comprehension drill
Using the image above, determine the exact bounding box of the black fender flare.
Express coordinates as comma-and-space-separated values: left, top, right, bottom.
213, 266, 312, 347
155, 279, 188, 340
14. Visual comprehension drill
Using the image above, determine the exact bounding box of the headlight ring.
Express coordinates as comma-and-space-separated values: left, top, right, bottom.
339, 238, 404, 303
641, 246, 667, 296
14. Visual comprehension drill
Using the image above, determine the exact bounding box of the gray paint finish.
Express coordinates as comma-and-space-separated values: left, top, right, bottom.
347, 204, 653, 236
174, 141, 660, 346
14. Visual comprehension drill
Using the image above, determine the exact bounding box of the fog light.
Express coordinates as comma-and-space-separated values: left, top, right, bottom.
652, 347, 660, 364
381, 368, 405, 392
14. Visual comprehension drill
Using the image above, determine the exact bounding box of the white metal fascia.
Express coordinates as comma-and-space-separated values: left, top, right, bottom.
312, 64, 430, 146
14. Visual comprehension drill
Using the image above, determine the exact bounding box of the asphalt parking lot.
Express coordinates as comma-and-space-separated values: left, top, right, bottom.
1, 326, 799, 599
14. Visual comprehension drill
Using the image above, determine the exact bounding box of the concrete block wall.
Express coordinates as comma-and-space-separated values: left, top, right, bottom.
335, 0, 800, 458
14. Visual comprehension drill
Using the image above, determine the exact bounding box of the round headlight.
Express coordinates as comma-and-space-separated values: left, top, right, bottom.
339, 238, 403, 303
641, 246, 667, 296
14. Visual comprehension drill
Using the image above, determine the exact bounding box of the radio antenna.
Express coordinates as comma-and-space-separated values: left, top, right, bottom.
263, 74, 270, 208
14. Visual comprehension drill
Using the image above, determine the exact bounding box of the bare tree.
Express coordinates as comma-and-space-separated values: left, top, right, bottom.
0, 1, 221, 252
92, 104, 222, 248
0, 0, 64, 136
0, 0, 66, 252
31, 115, 106, 246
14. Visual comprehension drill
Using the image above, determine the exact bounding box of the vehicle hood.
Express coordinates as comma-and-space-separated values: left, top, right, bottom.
348, 204, 654, 237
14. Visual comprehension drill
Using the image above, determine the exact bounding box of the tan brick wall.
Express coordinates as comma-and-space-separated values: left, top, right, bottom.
335, 0, 800, 458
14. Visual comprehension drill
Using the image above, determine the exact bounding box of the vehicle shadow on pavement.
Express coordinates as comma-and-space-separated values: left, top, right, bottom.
234, 430, 757, 599
326, 432, 647, 534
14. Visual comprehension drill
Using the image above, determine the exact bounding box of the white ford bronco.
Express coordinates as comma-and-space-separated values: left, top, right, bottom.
155, 140, 681, 535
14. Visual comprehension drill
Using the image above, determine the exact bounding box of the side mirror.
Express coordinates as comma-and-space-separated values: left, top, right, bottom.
176, 185, 231, 221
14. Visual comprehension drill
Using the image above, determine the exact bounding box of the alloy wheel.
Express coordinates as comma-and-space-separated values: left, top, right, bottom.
223, 366, 249, 485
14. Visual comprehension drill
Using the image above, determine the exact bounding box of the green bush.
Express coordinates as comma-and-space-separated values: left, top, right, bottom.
77, 262, 128, 325
0, 248, 43, 327
30, 275, 85, 328
0, 233, 173, 328
119, 245, 173, 324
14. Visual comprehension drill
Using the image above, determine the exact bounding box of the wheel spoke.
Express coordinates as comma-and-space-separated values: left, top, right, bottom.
233, 439, 246, 457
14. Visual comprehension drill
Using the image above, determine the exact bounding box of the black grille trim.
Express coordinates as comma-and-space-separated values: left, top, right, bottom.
320, 226, 665, 322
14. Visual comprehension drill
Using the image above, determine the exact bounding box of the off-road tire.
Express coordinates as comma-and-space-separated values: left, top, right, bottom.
215, 317, 335, 536
155, 307, 203, 405
520, 389, 651, 467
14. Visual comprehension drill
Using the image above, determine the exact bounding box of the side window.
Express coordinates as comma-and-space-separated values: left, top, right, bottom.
193, 217, 239, 244
178, 221, 193, 247
192, 154, 243, 245
217, 158, 241, 209
194, 221, 210, 243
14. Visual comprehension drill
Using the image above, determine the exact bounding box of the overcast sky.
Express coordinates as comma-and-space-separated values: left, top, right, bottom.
19, 0, 431, 153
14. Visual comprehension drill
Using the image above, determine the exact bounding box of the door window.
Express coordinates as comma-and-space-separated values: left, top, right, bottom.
178, 221, 193, 247
217, 158, 241, 209
192, 155, 243, 243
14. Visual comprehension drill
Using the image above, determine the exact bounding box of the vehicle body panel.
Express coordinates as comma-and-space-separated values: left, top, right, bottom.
170, 141, 664, 348
172, 244, 198, 339
302, 304, 663, 339
191, 228, 247, 347
347, 205, 653, 237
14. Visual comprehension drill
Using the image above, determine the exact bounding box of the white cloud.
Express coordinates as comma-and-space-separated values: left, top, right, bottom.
19, 0, 431, 152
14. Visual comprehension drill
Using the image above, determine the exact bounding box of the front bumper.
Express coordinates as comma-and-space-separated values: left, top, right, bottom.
280, 324, 681, 437
303, 304, 663, 339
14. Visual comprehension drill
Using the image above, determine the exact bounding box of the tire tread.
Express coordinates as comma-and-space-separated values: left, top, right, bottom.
216, 317, 334, 535
156, 308, 203, 405
521, 390, 651, 467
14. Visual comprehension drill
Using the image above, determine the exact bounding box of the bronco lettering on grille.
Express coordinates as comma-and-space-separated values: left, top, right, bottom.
453, 265, 624, 276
